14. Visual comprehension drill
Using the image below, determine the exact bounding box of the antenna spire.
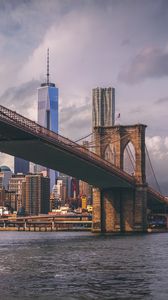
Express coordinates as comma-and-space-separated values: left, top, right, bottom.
47, 48, 50, 84
40, 48, 55, 87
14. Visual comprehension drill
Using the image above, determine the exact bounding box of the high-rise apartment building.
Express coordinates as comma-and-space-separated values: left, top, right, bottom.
37, 49, 58, 191
9, 174, 26, 211
4, 191, 17, 212
23, 174, 50, 215
92, 87, 115, 128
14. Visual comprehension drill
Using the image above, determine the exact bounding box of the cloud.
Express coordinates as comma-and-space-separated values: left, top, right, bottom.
164, 137, 168, 149
0, 80, 39, 120
0, 0, 78, 91
118, 47, 168, 84
146, 136, 168, 193
121, 39, 130, 47
59, 99, 91, 139
155, 97, 168, 105
146, 136, 165, 158
129, 106, 144, 114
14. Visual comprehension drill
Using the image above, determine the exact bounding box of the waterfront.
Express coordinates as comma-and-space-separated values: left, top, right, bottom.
0, 232, 168, 299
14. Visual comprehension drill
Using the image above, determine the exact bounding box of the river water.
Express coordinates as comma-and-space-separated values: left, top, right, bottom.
0, 232, 168, 300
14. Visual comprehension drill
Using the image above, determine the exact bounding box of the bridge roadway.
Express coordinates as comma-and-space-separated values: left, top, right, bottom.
0, 105, 134, 188
0, 104, 167, 205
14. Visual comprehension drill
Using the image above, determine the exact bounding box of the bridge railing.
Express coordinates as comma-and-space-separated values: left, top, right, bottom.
148, 186, 168, 203
0, 104, 135, 184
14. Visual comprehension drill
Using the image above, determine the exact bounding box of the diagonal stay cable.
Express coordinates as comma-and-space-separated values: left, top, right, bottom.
145, 144, 161, 193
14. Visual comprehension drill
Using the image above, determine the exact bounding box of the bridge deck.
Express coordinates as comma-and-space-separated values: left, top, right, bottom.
0, 104, 134, 188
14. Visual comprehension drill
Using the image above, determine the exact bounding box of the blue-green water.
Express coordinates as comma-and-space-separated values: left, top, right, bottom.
0, 231, 168, 299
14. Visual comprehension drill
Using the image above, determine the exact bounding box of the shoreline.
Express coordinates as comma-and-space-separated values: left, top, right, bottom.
0, 227, 167, 234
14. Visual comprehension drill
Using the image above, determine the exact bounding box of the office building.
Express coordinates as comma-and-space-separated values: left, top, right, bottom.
4, 191, 17, 212
70, 177, 79, 198
14, 158, 29, 175
8, 174, 26, 211
79, 180, 92, 203
0, 166, 13, 190
92, 87, 115, 128
23, 174, 50, 215
37, 49, 58, 191
53, 179, 67, 204
0, 189, 5, 206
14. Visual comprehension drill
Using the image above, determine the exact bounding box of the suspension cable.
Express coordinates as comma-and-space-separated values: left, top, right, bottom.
73, 133, 130, 149
89, 133, 131, 148
86, 130, 117, 146
73, 130, 118, 148
145, 144, 162, 193
74, 132, 93, 143
75, 133, 131, 154
74, 127, 117, 144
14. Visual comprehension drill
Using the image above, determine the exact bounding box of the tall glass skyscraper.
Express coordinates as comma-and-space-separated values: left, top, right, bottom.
14, 157, 29, 175
37, 49, 59, 190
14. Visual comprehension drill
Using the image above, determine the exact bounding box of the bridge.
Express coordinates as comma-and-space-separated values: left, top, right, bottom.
0, 104, 167, 232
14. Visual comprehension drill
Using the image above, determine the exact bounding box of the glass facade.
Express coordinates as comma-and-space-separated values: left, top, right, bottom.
38, 85, 58, 132
37, 83, 59, 191
14, 157, 29, 175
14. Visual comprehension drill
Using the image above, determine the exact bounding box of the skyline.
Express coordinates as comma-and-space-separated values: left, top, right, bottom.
0, 0, 168, 192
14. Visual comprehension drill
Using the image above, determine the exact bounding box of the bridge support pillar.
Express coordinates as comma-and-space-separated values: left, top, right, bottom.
92, 185, 147, 233
92, 188, 121, 233
101, 189, 121, 232
100, 188, 136, 233
92, 187, 102, 232
120, 188, 134, 232
134, 184, 147, 231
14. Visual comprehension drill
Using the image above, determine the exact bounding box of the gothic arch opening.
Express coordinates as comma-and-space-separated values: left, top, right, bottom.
104, 144, 116, 165
123, 141, 136, 175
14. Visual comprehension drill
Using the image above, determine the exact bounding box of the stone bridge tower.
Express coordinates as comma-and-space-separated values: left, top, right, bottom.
92, 124, 147, 233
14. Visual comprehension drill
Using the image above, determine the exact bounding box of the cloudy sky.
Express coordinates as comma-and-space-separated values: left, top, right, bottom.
0, 0, 168, 192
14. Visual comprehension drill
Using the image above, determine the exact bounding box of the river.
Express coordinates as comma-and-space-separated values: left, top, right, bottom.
0, 231, 168, 299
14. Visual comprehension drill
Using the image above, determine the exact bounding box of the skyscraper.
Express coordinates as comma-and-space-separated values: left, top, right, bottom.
14, 157, 29, 175
92, 87, 115, 128
37, 49, 58, 190
23, 174, 50, 215
9, 173, 26, 211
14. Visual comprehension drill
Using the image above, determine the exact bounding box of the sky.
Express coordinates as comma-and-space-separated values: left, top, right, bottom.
0, 0, 168, 193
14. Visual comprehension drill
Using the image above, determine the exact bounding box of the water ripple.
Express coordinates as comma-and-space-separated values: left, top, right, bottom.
0, 232, 167, 299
